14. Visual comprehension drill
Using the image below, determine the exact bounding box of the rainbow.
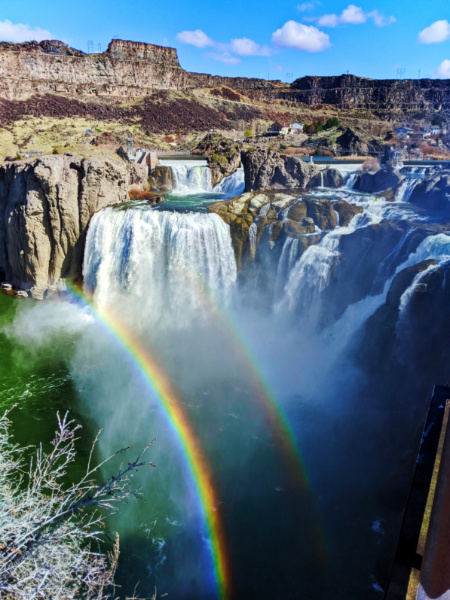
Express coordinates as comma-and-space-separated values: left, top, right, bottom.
178, 266, 329, 562
67, 283, 231, 600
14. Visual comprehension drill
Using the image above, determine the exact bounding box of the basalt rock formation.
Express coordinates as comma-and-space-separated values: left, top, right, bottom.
208, 190, 359, 267
242, 150, 320, 192
0, 39, 449, 118
0, 155, 147, 298
0, 39, 275, 102
194, 134, 242, 186
409, 171, 450, 214
242, 149, 346, 192
354, 166, 404, 196
272, 74, 450, 116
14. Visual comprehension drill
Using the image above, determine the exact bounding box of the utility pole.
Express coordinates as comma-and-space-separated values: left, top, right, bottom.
87, 41, 93, 54
396, 67, 406, 80
97, 43, 102, 53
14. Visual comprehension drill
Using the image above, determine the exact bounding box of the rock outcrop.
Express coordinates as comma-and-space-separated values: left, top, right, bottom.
336, 128, 369, 156
354, 166, 404, 196
148, 166, 175, 192
208, 190, 359, 267
0, 155, 147, 298
242, 150, 320, 192
0, 39, 276, 102
273, 74, 450, 115
409, 171, 450, 213
307, 168, 345, 189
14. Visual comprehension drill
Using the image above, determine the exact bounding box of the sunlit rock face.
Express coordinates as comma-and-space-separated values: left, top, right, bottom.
0, 155, 147, 298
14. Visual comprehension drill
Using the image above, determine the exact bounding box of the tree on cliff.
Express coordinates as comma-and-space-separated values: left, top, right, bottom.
0, 408, 155, 599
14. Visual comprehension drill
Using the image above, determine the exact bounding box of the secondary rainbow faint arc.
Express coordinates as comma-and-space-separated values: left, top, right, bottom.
180, 263, 329, 561
67, 283, 231, 600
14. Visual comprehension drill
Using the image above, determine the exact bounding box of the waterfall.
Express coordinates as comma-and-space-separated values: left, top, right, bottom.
248, 222, 258, 260
158, 159, 244, 198
275, 201, 384, 317
159, 159, 213, 194
83, 206, 237, 327
396, 178, 421, 203
213, 167, 245, 198
345, 173, 359, 189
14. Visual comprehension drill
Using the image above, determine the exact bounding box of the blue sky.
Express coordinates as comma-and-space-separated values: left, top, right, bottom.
1, 0, 450, 80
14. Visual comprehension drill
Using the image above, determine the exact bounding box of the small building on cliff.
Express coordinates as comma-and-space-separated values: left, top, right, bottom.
268, 121, 290, 134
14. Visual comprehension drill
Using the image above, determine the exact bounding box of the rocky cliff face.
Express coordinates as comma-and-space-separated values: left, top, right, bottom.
0, 155, 147, 298
208, 190, 361, 267
0, 39, 275, 101
276, 74, 450, 115
2, 39, 448, 116
409, 171, 450, 213
242, 150, 320, 191
242, 149, 344, 192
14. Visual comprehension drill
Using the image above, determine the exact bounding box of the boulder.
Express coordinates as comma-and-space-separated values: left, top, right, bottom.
242, 149, 320, 192
409, 172, 450, 214
307, 168, 345, 189
355, 166, 404, 194
334, 201, 363, 227
304, 198, 337, 230
336, 128, 368, 155
149, 165, 174, 192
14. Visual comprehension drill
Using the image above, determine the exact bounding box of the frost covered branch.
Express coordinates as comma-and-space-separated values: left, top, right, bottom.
0, 407, 156, 599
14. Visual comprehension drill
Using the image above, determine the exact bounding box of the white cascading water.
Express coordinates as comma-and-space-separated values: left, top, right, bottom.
345, 173, 359, 189
275, 198, 385, 317
83, 206, 237, 328
248, 222, 258, 260
158, 159, 244, 198
159, 159, 213, 194
396, 177, 421, 203
213, 167, 245, 197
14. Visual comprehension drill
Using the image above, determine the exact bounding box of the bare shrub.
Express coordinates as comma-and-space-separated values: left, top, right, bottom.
362, 157, 380, 173
128, 189, 163, 201
421, 144, 436, 156
0, 409, 155, 599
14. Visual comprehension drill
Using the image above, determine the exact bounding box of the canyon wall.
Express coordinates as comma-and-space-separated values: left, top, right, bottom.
274, 74, 450, 113
0, 39, 275, 101
0, 155, 147, 298
0, 38, 449, 114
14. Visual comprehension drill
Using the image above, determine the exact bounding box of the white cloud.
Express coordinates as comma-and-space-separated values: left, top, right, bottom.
298, 2, 315, 11
0, 19, 52, 43
177, 30, 271, 61
418, 20, 450, 44
317, 4, 395, 27
177, 29, 214, 48
272, 20, 330, 52
205, 51, 241, 65
434, 59, 450, 78
229, 37, 271, 56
